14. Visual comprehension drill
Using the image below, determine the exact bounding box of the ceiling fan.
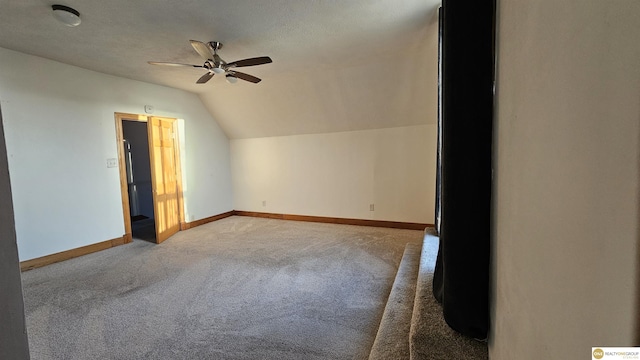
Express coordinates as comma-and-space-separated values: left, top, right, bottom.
148, 40, 272, 84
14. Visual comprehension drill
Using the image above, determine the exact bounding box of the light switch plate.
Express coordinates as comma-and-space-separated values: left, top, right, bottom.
107, 158, 118, 168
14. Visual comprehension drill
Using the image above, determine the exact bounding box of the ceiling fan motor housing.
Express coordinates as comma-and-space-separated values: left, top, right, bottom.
208, 41, 223, 51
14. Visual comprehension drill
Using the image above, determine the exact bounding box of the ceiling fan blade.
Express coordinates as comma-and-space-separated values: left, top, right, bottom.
148, 61, 203, 68
190, 40, 214, 61
196, 72, 214, 84
231, 71, 262, 83
226, 56, 272, 68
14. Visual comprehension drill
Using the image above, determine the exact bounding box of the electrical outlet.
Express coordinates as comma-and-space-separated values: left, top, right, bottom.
107, 158, 118, 168
370, 204, 375, 211
262, 200, 266, 207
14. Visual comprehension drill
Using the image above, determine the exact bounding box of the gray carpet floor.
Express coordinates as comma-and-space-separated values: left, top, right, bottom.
21, 216, 423, 360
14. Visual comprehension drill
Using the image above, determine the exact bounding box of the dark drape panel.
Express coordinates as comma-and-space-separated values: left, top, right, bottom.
434, 7, 443, 235
432, 0, 495, 340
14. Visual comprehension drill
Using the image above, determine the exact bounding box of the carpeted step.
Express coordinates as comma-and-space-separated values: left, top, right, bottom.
368, 242, 422, 360
409, 232, 488, 360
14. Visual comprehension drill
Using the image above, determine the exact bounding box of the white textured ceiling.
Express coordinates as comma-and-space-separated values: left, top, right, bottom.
0, 0, 440, 138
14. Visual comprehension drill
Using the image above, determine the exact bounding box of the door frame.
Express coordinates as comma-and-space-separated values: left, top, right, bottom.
114, 112, 185, 244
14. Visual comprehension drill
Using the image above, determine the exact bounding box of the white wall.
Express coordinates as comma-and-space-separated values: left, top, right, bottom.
0, 47, 233, 261
491, 1, 640, 359
231, 125, 436, 224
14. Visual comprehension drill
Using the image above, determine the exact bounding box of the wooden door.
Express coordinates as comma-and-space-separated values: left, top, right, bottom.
148, 117, 180, 243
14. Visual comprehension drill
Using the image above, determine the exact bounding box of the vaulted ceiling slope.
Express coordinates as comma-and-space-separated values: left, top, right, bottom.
0, 0, 440, 139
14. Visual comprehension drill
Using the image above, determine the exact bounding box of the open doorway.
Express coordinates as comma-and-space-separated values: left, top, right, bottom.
122, 120, 156, 242
115, 113, 184, 245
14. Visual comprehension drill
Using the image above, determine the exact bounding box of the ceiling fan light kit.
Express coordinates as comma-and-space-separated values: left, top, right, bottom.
148, 40, 272, 85
52, 4, 81, 27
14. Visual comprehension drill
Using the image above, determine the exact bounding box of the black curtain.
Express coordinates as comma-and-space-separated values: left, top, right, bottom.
432, 0, 495, 340
434, 7, 443, 235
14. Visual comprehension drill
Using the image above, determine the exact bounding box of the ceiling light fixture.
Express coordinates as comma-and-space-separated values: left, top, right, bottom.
226, 74, 238, 84
52, 4, 81, 27
212, 67, 225, 75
